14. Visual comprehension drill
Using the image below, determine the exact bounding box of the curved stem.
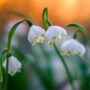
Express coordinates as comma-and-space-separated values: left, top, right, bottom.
66, 24, 90, 45
5, 18, 33, 90
53, 44, 75, 90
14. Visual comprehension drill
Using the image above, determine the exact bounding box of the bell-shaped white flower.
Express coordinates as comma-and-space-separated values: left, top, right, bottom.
61, 39, 86, 56
28, 25, 45, 45
45, 26, 67, 46
3, 56, 22, 76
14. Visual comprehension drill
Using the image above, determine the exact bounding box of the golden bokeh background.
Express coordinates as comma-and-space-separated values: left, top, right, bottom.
0, 0, 90, 34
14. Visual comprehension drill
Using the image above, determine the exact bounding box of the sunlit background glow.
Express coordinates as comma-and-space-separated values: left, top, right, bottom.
0, 0, 90, 34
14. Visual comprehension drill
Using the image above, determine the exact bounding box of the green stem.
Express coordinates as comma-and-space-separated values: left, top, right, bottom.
5, 55, 9, 90
5, 18, 33, 90
0, 82, 4, 90
66, 24, 90, 45
0, 49, 7, 83
42, 8, 75, 90
53, 44, 75, 90
0, 49, 7, 90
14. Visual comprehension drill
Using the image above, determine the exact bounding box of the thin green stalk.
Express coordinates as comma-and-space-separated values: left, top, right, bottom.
0, 49, 7, 83
42, 8, 75, 90
66, 24, 90, 45
5, 18, 33, 90
0, 83, 4, 90
53, 44, 75, 90
5, 55, 9, 90
0, 49, 7, 90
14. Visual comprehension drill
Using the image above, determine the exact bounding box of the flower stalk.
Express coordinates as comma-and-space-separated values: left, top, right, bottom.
42, 8, 75, 90
0, 49, 7, 90
5, 18, 33, 90
53, 44, 75, 90
0, 49, 7, 83
66, 24, 90, 45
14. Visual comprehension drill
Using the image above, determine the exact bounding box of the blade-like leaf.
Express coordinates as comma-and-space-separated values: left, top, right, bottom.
42, 8, 49, 30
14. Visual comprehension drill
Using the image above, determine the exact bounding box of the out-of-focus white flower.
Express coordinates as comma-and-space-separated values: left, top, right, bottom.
45, 26, 67, 46
61, 39, 86, 56
28, 25, 45, 45
3, 56, 22, 76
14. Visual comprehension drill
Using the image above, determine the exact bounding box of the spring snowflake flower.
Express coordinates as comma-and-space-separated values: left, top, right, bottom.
61, 39, 86, 56
28, 25, 45, 45
3, 56, 22, 76
45, 26, 67, 46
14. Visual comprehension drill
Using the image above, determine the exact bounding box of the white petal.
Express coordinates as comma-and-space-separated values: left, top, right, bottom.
28, 25, 45, 45
3, 56, 22, 76
47, 26, 67, 37
61, 39, 86, 56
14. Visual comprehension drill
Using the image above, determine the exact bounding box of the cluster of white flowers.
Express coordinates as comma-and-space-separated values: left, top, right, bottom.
3, 25, 85, 76
28, 25, 67, 46
3, 56, 22, 76
28, 25, 86, 56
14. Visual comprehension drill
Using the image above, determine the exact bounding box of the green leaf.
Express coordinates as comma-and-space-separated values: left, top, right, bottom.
42, 8, 49, 30
47, 19, 52, 26
66, 24, 90, 44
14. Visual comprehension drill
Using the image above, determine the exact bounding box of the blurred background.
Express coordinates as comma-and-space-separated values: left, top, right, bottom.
0, 0, 90, 90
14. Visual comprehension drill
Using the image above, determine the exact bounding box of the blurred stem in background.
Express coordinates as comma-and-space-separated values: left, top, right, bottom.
0, 49, 7, 90
42, 8, 75, 90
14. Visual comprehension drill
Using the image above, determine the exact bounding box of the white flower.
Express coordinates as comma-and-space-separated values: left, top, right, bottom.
3, 56, 22, 76
45, 26, 67, 46
61, 39, 86, 56
28, 25, 45, 45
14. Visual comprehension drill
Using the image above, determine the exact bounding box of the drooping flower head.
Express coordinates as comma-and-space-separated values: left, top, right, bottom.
45, 26, 67, 46
3, 56, 22, 76
28, 25, 45, 45
61, 39, 86, 56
